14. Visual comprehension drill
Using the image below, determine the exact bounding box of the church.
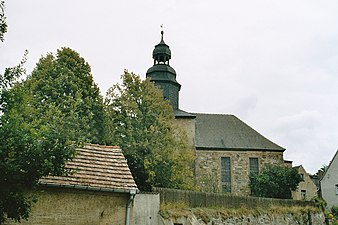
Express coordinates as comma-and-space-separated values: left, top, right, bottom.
146, 31, 286, 196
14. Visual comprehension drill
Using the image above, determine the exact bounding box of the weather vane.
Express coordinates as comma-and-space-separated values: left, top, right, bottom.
160, 24, 165, 36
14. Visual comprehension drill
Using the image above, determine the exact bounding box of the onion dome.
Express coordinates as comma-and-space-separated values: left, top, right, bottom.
152, 31, 171, 65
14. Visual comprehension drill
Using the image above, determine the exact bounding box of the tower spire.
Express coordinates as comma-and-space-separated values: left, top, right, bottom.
160, 24, 164, 41
146, 30, 181, 110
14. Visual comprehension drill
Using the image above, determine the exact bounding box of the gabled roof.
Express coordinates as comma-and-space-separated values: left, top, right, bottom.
194, 113, 285, 151
293, 165, 308, 175
40, 144, 138, 192
320, 150, 338, 182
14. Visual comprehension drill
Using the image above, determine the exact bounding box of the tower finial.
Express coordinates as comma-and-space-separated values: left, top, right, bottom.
160, 24, 164, 38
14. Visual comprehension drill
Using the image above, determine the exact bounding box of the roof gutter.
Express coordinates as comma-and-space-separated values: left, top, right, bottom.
195, 147, 285, 152
39, 182, 139, 194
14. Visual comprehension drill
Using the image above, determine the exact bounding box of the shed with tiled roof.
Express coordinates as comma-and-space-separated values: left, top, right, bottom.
4, 144, 138, 225
40, 144, 138, 192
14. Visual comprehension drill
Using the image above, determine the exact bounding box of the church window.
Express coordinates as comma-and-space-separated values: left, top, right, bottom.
336, 184, 338, 195
249, 158, 259, 176
301, 190, 306, 199
221, 157, 231, 193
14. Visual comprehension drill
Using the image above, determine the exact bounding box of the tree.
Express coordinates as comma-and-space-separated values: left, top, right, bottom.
105, 70, 195, 191
0, 47, 105, 223
0, 62, 78, 223
21, 47, 106, 144
0, 1, 7, 42
315, 165, 327, 180
0, 85, 78, 223
249, 165, 302, 199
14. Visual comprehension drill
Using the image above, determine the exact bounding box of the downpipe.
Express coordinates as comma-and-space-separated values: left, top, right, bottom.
125, 189, 136, 225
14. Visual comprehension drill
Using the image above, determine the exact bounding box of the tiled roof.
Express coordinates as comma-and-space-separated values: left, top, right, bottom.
39, 144, 138, 191
194, 113, 285, 151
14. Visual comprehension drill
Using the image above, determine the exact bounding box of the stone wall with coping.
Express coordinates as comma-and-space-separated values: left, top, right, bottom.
159, 211, 325, 225
195, 150, 284, 195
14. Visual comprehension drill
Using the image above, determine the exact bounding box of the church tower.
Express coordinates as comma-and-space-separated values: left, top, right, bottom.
146, 31, 181, 110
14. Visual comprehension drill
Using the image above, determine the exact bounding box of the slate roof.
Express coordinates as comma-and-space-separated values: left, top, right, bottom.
194, 113, 285, 151
174, 109, 196, 118
39, 144, 138, 192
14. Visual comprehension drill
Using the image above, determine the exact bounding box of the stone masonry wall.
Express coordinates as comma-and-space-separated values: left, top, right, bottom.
159, 210, 325, 225
4, 188, 130, 225
173, 117, 196, 149
195, 150, 284, 196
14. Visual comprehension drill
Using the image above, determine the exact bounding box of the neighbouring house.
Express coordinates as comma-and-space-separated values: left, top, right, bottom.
4, 144, 138, 225
146, 31, 287, 196
291, 165, 317, 200
312, 165, 328, 198
310, 174, 321, 197
321, 150, 338, 209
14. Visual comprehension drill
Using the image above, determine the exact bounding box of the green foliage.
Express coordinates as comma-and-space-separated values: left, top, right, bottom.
105, 70, 195, 191
0, 50, 27, 109
0, 1, 7, 42
249, 165, 303, 199
0, 4, 32, 221
0, 71, 77, 222
22, 47, 105, 143
198, 171, 221, 193
311, 196, 327, 212
332, 206, 338, 218
315, 165, 327, 180
0, 47, 104, 223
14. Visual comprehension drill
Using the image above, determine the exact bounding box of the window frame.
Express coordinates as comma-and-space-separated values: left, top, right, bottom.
221, 157, 231, 193
249, 157, 259, 176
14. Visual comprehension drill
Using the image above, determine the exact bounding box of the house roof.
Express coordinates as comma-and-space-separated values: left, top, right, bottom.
293, 165, 302, 169
174, 109, 196, 118
320, 150, 338, 182
39, 144, 138, 192
194, 113, 285, 151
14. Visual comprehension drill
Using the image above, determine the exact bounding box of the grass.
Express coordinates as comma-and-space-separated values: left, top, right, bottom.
160, 202, 191, 219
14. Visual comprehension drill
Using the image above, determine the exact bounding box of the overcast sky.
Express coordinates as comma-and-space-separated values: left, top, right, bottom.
1, 0, 338, 174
